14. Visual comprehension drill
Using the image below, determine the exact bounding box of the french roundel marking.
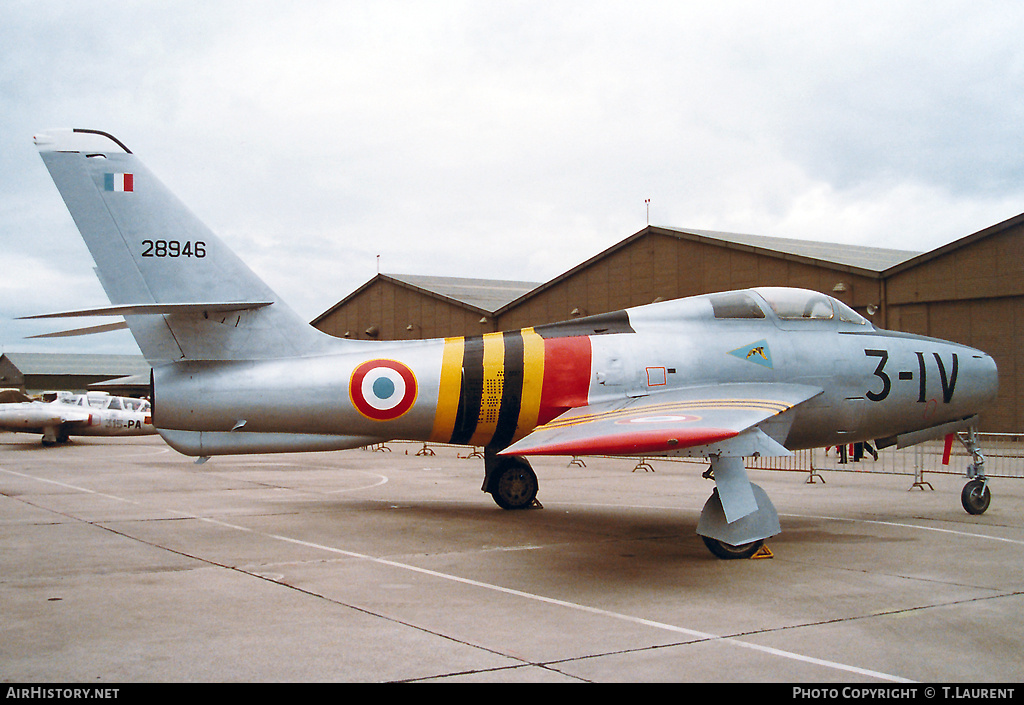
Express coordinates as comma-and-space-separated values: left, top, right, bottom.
616, 414, 700, 425
350, 359, 418, 421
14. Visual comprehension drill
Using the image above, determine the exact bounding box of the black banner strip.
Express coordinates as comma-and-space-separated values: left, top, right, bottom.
489, 330, 525, 451
449, 335, 484, 445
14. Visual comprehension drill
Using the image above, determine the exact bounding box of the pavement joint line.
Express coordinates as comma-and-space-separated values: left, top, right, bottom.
781, 511, 1024, 546
2, 465, 914, 683
2, 469, 551, 681
164, 514, 920, 683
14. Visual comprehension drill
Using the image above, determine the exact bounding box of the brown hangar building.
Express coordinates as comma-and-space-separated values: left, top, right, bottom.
312, 213, 1024, 433
311, 273, 540, 341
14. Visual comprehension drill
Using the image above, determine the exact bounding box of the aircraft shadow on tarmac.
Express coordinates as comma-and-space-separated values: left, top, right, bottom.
247, 492, 908, 587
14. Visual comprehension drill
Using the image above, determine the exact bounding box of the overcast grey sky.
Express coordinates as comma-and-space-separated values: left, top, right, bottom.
3, 1, 1023, 356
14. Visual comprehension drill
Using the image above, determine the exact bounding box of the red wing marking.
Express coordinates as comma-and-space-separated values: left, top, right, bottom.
510, 427, 737, 456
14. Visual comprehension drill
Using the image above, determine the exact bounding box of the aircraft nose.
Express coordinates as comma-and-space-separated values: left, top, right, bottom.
977, 351, 999, 404
962, 348, 999, 409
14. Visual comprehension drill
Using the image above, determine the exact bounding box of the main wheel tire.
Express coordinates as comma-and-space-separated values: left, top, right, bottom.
961, 479, 991, 515
491, 460, 538, 510
701, 535, 764, 560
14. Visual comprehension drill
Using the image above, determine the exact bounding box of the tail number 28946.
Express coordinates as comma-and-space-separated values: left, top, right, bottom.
141, 240, 206, 258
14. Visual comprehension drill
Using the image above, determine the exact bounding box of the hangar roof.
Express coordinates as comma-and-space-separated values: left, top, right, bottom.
495, 225, 921, 314
671, 228, 921, 272
0, 352, 149, 393
0, 352, 149, 377
311, 273, 542, 325
882, 211, 1024, 275
314, 225, 924, 324
386, 274, 540, 312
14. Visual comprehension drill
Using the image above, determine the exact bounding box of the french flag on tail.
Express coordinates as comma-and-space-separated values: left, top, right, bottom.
104, 172, 133, 192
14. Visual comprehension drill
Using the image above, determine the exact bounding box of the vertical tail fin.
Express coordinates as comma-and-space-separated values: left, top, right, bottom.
33, 129, 331, 363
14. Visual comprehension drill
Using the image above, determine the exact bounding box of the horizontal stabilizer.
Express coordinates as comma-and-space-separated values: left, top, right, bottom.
27, 321, 129, 339
21, 301, 273, 319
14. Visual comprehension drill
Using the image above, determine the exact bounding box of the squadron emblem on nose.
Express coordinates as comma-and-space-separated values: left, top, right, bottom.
728, 340, 773, 369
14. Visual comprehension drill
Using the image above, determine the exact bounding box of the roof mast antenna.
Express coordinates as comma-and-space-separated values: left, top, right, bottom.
645, 199, 650, 225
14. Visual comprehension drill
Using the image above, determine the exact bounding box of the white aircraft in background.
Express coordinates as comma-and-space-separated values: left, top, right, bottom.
0, 390, 154, 445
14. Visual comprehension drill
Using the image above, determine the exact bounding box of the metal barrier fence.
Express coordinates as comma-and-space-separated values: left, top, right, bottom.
751, 433, 1024, 480
381, 433, 1024, 482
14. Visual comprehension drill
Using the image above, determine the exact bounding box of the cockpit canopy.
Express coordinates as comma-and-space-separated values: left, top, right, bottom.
755, 287, 868, 324
52, 391, 151, 412
707, 288, 869, 325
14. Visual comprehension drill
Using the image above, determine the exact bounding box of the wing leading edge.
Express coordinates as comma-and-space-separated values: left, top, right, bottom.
500, 383, 822, 458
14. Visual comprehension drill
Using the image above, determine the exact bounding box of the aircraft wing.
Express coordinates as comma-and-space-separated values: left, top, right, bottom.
0, 402, 92, 429
54, 410, 95, 425
501, 383, 822, 458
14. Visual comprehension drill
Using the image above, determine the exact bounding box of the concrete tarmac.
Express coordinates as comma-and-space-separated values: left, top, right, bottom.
2, 434, 1022, 683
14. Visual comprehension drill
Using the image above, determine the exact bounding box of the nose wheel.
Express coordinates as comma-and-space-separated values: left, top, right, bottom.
961, 478, 991, 515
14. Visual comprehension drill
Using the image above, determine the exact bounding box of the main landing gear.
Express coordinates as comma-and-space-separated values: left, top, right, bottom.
696, 455, 781, 560
958, 428, 991, 515
483, 449, 540, 510
482, 450, 778, 559
41, 425, 70, 446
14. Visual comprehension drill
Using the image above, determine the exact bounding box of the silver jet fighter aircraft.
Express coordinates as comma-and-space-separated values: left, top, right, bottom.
0, 390, 154, 445
28, 128, 998, 559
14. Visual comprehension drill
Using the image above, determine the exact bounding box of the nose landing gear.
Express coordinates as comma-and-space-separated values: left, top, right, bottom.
958, 427, 991, 515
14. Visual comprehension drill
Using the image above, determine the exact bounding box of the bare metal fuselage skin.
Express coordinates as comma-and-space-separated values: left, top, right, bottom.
152, 290, 997, 458
29, 128, 999, 553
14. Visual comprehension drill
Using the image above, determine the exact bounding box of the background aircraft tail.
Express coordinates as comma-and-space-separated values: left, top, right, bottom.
33, 128, 333, 364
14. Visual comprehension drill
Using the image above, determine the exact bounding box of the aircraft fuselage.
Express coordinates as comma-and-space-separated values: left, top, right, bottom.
152, 288, 997, 458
